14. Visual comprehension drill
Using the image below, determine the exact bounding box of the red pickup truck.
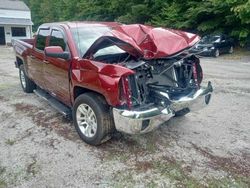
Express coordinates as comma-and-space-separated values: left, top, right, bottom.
12, 22, 213, 145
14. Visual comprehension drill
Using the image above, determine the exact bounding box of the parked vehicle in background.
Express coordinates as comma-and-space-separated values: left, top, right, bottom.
192, 34, 234, 57
12, 22, 213, 145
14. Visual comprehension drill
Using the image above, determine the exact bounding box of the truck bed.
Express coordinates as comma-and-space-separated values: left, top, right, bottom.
12, 38, 34, 57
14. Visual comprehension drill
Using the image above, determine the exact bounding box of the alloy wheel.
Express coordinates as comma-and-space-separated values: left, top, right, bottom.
229, 46, 233, 54
76, 104, 97, 138
20, 69, 26, 89
215, 49, 220, 57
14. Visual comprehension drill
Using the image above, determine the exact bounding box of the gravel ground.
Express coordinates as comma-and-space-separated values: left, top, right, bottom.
0, 46, 250, 187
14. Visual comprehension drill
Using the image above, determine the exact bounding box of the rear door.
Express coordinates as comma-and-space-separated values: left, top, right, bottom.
27, 28, 50, 89
43, 28, 71, 106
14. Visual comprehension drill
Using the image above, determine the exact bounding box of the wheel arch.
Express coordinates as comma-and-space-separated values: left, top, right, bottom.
16, 56, 24, 68
73, 86, 108, 105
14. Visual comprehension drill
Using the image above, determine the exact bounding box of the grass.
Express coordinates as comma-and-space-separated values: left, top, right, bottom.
0, 180, 7, 188
0, 166, 7, 188
5, 139, 15, 146
26, 158, 39, 177
0, 159, 40, 188
0, 84, 14, 90
108, 156, 201, 187
207, 176, 250, 188
112, 171, 136, 188
152, 159, 201, 187
109, 154, 250, 188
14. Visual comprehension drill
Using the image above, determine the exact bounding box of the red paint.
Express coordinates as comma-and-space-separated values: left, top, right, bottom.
108, 24, 200, 59
12, 22, 200, 108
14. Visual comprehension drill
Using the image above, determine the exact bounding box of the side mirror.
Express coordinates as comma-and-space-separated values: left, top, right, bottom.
44, 46, 69, 60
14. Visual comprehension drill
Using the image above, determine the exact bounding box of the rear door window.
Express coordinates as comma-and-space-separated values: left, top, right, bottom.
49, 29, 66, 51
36, 29, 50, 51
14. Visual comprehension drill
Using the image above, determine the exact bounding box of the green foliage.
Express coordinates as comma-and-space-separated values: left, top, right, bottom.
24, 0, 250, 46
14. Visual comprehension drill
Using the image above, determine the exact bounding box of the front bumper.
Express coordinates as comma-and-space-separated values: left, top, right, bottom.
113, 81, 213, 134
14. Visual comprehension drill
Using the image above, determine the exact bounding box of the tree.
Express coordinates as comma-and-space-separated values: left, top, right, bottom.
23, 0, 250, 45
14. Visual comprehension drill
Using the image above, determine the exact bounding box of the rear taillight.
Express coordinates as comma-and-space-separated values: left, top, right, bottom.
119, 76, 133, 109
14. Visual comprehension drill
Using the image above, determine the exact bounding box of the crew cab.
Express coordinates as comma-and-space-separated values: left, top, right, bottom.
12, 22, 213, 145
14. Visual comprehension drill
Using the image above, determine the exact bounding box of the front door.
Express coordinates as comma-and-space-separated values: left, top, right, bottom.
0, 27, 6, 45
43, 28, 71, 106
220, 35, 228, 53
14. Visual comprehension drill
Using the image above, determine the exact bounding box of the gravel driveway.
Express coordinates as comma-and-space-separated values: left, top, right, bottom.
0, 46, 250, 187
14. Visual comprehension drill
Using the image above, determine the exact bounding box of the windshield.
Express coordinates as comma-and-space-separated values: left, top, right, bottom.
71, 26, 124, 57
200, 35, 221, 44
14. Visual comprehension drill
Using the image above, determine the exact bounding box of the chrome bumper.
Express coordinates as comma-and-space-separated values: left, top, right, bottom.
113, 82, 213, 134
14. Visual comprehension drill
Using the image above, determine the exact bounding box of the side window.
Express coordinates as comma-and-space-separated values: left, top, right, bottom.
49, 30, 66, 51
36, 29, 49, 51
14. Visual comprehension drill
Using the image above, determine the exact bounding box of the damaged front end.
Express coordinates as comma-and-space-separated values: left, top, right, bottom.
113, 54, 213, 134
83, 24, 213, 134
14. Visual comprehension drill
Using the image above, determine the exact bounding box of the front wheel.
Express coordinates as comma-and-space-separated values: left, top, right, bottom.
214, 49, 220, 57
228, 46, 233, 54
19, 64, 36, 93
73, 93, 115, 145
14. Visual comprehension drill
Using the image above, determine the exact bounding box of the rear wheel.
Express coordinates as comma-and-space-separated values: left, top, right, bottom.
214, 49, 220, 57
19, 64, 36, 93
73, 93, 115, 145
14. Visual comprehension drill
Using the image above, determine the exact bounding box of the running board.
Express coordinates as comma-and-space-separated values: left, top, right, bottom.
34, 88, 72, 119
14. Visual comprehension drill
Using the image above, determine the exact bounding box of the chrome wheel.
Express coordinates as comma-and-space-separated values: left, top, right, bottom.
229, 46, 233, 54
20, 69, 26, 89
76, 104, 97, 138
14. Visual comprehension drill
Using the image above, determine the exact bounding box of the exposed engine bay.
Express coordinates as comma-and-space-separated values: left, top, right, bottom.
93, 52, 203, 109
124, 55, 203, 108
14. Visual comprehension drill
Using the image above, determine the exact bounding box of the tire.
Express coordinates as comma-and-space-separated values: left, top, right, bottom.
228, 46, 233, 54
73, 92, 115, 145
214, 48, 220, 57
19, 64, 36, 93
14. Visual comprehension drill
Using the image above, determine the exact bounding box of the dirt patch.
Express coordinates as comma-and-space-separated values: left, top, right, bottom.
26, 156, 38, 176
135, 161, 153, 172
14, 103, 79, 142
0, 95, 9, 102
191, 143, 250, 178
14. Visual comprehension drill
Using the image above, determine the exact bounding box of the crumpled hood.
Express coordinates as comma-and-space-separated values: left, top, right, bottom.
84, 24, 200, 59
